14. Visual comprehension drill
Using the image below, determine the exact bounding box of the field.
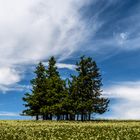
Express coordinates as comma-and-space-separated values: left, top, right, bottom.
0, 120, 139, 140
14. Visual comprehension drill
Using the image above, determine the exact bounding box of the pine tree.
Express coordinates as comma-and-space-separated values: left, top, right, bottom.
71, 56, 109, 121
22, 62, 47, 120
40, 56, 67, 120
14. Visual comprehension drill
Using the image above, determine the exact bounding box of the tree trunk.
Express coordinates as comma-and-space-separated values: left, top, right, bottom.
85, 114, 86, 121
62, 115, 64, 120
50, 114, 52, 120
43, 115, 45, 120
77, 114, 79, 121
81, 113, 84, 121
57, 115, 60, 121
66, 113, 69, 120
70, 114, 75, 120
88, 113, 91, 121
43, 114, 48, 120
36, 115, 39, 120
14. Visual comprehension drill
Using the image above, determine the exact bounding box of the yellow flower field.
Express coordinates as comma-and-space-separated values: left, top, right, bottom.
0, 120, 139, 140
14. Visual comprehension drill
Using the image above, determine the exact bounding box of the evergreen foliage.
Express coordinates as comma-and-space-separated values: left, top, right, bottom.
23, 62, 47, 120
22, 56, 109, 120
70, 56, 109, 120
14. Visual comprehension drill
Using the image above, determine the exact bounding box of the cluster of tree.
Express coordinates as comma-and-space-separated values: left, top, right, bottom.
22, 56, 109, 121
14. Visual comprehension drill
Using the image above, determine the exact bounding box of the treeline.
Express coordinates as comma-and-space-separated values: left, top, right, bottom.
22, 56, 109, 121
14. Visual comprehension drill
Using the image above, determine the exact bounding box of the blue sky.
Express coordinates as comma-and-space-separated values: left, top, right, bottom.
0, 0, 140, 119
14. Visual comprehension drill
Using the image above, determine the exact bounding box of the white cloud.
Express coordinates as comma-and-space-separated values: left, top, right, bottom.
0, 0, 92, 90
56, 63, 76, 70
43, 62, 76, 70
0, 67, 20, 86
0, 111, 19, 116
0, 0, 140, 92
0, 0, 90, 65
82, 1, 140, 59
104, 81, 140, 119
0, 84, 31, 93
115, 32, 128, 45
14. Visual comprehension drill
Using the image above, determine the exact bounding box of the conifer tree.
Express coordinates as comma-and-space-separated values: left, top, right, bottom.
22, 62, 47, 120
40, 56, 67, 120
71, 56, 109, 121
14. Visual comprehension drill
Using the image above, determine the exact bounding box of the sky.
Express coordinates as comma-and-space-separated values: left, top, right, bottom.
0, 0, 140, 120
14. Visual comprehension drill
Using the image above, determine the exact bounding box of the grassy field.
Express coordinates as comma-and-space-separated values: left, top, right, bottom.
0, 120, 139, 140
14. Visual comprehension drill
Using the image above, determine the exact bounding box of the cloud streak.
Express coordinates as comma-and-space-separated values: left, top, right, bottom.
104, 81, 140, 119
0, 0, 91, 90
79, 0, 140, 57
0, 0, 140, 97
0, 0, 92, 65
0, 111, 19, 117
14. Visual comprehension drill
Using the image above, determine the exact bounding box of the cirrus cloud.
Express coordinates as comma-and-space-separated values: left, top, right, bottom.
0, 0, 92, 91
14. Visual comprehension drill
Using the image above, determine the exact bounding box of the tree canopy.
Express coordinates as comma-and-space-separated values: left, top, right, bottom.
22, 56, 109, 121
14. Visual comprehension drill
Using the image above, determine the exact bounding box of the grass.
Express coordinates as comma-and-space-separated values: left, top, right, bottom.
0, 120, 139, 140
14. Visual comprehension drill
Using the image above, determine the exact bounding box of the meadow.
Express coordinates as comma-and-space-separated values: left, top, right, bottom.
0, 120, 139, 140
